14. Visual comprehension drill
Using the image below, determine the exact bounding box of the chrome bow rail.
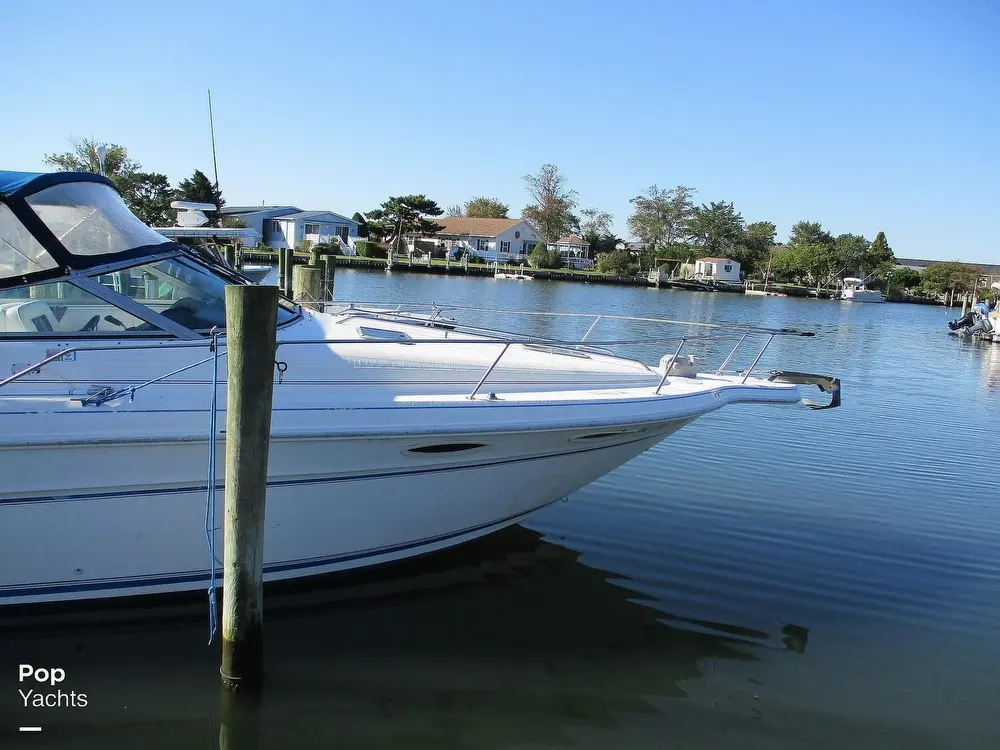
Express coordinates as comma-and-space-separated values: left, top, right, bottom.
0, 302, 838, 407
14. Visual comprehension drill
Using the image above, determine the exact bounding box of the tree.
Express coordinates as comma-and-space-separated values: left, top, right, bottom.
528, 244, 562, 269
122, 171, 173, 226
464, 196, 509, 219
521, 164, 579, 242
44, 137, 141, 184
594, 249, 633, 275
920, 262, 980, 295
175, 170, 225, 226
864, 231, 895, 278
889, 266, 922, 291
833, 233, 871, 278
43, 137, 173, 226
685, 201, 744, 257
737, 221, 776, 275
445, 204, 465, 217
627, 185, 695, 252
352, 212, 369, 238
365, 195, 445, 253
579, 207, 614, 255
786, 221, 837, 287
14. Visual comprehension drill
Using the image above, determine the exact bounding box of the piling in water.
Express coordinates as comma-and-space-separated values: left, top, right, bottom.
224, 246, 237, 268
283, 248, 295, 298
277, 250, 287, 292
293, 265, 323, 310
221, 285, 279, 691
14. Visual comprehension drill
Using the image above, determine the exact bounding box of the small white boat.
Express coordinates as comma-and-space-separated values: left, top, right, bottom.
495, 263, 533, 280
0, 169, 841, 607
838, 277, 885, 303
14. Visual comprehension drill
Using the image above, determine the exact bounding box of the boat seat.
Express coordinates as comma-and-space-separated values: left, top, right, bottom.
0, 300, 60, 333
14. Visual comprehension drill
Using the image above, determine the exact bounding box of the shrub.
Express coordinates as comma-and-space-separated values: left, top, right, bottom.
528, 245, 563, 269
356, 240, 387, 259
595, 250, 632, 275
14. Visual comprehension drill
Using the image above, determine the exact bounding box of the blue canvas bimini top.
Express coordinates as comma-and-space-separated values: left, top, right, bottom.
0, 170, 117, 200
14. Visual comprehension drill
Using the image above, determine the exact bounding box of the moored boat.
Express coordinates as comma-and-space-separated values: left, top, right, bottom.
0, 170, 840, 607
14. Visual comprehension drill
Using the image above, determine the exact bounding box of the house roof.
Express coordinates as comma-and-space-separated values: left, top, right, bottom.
432, 217, 523, 238
698, 256, 735, 263
219, 205, 298, 215
274, 210, 357, 223
555, 234, 588, 245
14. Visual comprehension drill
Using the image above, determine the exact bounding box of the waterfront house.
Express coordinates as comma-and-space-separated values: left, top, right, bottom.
693, 257, 741, 283
410, 218, 548, 262
551, 235, 592, 269
219, 206, 359, 251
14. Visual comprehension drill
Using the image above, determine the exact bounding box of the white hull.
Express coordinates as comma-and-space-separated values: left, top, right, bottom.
1, 422, 682, 606
840, 289, 885, 303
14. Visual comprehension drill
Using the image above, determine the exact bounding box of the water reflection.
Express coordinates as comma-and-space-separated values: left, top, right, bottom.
1, 526, 805, 750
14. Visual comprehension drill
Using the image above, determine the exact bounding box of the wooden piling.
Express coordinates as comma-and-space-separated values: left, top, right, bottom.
282, 248, 295, 297
221, 284, 279, 692
293, 265, 324, 310
224, 246, 237, 268
277, 249, 287, 293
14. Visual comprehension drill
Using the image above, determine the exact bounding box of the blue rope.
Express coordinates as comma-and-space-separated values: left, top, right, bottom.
205, 332, 221, 645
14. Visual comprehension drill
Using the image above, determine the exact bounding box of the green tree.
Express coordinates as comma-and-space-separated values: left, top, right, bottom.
352, 212, 369, 238
579, 207, 614, 254
685, 201, 745, 257
626, 184, 695, 253
366, 195, 445, 253
594, 249, 634, 275
920, 262, 980, 295
864, 231, 895, 278
528, 243, 562, 269
120, 171, 173, 226
736, 221, 776, 275
521, 164, 579, 242
786, 221, 837, 288
175, 170, 225, 226
464, 196, 509, 218
788, 220, 834, 248
889, 266, 922, 290
43, 137, 175, 225
833, 233, 870, 278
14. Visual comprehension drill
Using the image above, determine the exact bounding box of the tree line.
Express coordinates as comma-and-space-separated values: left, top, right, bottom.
40, 141, 986, 297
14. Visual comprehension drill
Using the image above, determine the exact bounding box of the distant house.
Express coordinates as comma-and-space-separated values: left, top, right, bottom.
551, 235, 592, 269
693, 257, 741, 282
409, 217, 547, 262
219, 206, 359, 251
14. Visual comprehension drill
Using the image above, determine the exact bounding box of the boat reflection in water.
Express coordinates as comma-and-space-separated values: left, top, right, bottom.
3, 525, 811, 749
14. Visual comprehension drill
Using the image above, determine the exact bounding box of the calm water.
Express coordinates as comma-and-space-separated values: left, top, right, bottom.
4, 269, 999, 749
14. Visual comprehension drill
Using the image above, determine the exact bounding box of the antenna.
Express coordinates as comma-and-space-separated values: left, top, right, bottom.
208, 89, 219, 187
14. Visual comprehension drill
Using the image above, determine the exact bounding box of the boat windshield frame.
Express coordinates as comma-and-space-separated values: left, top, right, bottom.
0, 171, 301, 339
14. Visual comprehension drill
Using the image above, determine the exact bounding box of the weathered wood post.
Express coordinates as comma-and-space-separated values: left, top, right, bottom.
293, 265, 324, 310
282, 248, 295, 298
277, 249, 287, 293
225, 245, 237, 268
221, 284, 278, 692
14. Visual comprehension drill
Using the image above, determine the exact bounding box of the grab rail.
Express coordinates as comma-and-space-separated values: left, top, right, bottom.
0, 302, 816, 403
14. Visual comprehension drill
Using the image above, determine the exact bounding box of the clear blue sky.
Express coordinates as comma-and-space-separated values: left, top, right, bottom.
5, 0, 997, 262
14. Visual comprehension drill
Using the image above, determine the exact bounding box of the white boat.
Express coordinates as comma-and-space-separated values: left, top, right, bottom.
495, 263, 533, 280
0, 170, 840, 607
838, 277, 885, 303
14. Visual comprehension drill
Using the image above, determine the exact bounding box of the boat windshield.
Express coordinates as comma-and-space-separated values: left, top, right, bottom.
0, 204, 57, 279
26, 181, 171, 258
92, 257, 297, 332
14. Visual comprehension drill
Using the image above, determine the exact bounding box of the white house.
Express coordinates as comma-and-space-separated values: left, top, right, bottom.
693, 257, 741, 282
219, 206, 359, 251
551, 235, 592, 269
410, 218, 547, 262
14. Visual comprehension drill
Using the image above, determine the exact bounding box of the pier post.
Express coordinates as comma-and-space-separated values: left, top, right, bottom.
293, 265, 324, 310
221, 285, 278, 692
224, 246, 237, 268
277, 249, 287, 294
282, 248, 295, 298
